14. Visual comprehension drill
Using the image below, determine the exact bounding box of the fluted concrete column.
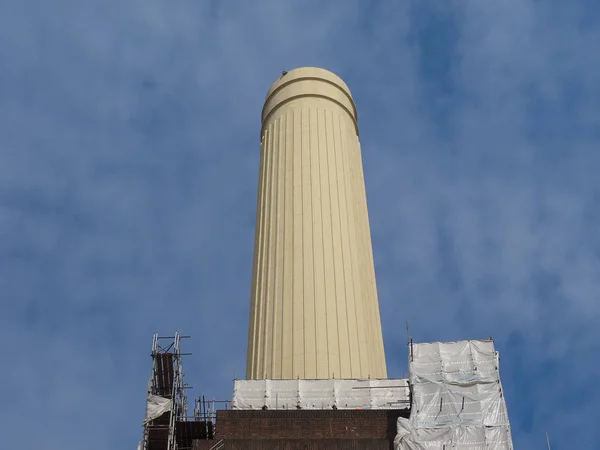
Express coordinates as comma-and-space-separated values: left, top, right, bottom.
246, 67, 387, 380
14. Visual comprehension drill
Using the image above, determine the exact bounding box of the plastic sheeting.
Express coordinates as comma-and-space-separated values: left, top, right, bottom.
395, 419, 513, 450
232, 378, 410, 410
143, 394, 172, 425
394, 340, 514, 450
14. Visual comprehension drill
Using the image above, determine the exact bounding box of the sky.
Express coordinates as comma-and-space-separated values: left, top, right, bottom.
1, 0, 599, 448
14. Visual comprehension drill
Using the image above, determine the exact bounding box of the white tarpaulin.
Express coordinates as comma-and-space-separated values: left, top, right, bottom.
143, 394, 172, 425
395, 340, 514, 450
232, 378, 410, 410
394, 418, 513, 450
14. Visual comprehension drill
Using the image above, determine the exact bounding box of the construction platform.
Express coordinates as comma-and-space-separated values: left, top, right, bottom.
139, 334, 514, 450
138, 333, 410, 450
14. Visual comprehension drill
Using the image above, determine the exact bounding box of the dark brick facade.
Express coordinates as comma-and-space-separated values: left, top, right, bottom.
193, 438, 391, 449
192, 409, 408, 450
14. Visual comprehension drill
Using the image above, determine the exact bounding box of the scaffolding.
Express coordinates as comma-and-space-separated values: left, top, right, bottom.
194, 397, 230, 430
140, 333, 217, 450
139, 333, 188, 450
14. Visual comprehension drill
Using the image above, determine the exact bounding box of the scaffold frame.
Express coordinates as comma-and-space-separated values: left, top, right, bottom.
140, 332, 190, 450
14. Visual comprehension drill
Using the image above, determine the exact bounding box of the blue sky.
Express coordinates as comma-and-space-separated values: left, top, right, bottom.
1, 1, 599, 448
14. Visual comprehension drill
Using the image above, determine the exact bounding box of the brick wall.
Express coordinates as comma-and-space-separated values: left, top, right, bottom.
193, 438, 391, 450
192, 409, 408, 450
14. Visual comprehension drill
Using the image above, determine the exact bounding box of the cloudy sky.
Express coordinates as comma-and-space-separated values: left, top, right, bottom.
2, 0, 599, 448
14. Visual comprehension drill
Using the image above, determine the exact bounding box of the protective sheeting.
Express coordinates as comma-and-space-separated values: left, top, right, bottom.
143, 394, 172, 425
232, 378, 410, 410
395, 340, 513, 450
395, 419, 512, 450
